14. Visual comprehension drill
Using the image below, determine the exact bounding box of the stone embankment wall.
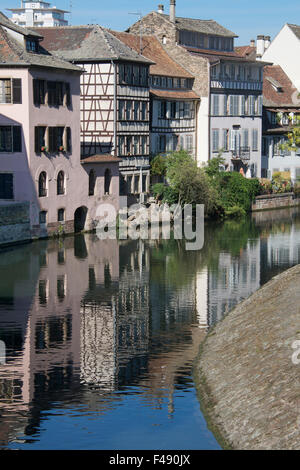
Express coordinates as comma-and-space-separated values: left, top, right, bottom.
0, 203, 31, 247
195, 264, 300, 450
252, 193, 300, 211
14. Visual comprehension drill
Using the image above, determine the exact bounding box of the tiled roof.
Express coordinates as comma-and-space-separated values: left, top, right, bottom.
34, 25, 153, 64
110, 31, 193, 78
0, 12, 80, 71
160, 13, 237, 37
263, 65, 299, 107
150, 89, 200, 99
0, 27, 81, 71
235, 45, 257, 60
287, 24, 300, 40
0, 11, 42, 38
81, 155, 122, 163
185, 46, 260, 64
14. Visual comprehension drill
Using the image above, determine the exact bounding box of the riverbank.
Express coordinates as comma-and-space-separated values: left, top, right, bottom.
194, 264, 300, 450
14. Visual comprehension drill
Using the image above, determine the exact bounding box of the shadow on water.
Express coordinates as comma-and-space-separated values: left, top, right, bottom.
0, 207, 300, 449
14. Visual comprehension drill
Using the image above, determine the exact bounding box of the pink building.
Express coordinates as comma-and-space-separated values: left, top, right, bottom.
0, 12, 120, 243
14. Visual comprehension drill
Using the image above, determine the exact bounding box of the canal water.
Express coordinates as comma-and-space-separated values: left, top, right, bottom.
0, 207, 300, 450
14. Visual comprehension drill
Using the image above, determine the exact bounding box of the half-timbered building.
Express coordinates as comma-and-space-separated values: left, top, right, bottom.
36, 25, 153, 196
128, 1, 266, 177
110, 32, 200, 160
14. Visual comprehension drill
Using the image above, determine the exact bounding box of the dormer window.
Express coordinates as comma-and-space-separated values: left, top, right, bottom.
26, 39, 38, 53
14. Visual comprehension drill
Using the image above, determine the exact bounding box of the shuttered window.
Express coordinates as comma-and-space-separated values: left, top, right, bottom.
34, 126, 46, 153
0, 79, 22, 104
212, 129, 219, 152
212, 95, 219, 115
252, 129, 258, 151
0, 173, 13, 199
0, 126, 22, 152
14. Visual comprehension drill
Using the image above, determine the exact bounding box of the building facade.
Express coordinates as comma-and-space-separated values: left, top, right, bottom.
127, 1, 265, 176
111, 32, 200, 160
8, 1, 68, 27
262, 65, 300, 182
0, 12, 119, 243
37, 25, 153, 197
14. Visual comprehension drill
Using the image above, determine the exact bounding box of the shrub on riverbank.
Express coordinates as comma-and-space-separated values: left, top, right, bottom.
150, 152, 261, 218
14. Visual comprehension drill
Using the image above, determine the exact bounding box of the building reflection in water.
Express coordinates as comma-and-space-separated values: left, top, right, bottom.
0, 208, 300, 447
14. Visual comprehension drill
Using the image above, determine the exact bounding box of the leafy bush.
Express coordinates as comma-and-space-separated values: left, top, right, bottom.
224, 205, 246, 218
151, 154, 167, 176
216, 172, 261, 213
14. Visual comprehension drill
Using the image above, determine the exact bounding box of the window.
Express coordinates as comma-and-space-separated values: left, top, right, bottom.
88, 169, 96, 196
248, 95, 255, 115
222, 129, 229, 151
252, 129, 258, 151
0, 78, 22, 104
243, 129, 249, 148
35, 126, 46, 153
58, 208, 65, 222
159, 135, 166, 152
48, 127, 68, 153
26, 39, 38, 52
104, 169, 111, 195
38, 171, 47, 197
212, 129, 219, 152
159, 101, 167, 119
212, 95, 219, 115
33, 79, 46, 106
39, 210, 47, 225
0, 173, 13, 199
0, 126, 21, 152
134, 174, 139, 194
57, 171, 65, 195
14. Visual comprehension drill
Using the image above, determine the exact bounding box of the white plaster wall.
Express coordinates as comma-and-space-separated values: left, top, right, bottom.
262, 24, 300, 91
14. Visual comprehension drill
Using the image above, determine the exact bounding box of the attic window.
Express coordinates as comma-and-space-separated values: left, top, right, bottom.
26, 39, 38, 53
266, 76, 283, 92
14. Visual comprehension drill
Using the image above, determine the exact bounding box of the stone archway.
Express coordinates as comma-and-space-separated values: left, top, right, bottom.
74, 206, 88, 233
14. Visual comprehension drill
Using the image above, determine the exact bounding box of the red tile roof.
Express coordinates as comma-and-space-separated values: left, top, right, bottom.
110, 31, 193, 78
263, 65, 300, 108
235, 45, 257, 60
81, 155, 122, 164
150, 89, 200, 99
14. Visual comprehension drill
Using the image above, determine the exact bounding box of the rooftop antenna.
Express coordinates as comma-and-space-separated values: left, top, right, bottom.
128, 11, 143, 55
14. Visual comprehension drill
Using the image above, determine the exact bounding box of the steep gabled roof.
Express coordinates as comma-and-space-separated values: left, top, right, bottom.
162, 14, 238, 37
0, 19, 80, 71
0, 11, 42, 38
287, 23, 300, 40
263, 65, 299, 107
34, 25, 154, 64
110, 31, 193, 78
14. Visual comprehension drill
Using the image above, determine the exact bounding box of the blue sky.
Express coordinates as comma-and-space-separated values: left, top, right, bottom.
2, 0, 300, 45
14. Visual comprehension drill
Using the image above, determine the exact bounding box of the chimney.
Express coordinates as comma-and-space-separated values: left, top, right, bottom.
170, 0, 176, 23
264, 35, 271, 50
158, 4, 164, 14
256, 35, 265, 57
250, 39, 255, 47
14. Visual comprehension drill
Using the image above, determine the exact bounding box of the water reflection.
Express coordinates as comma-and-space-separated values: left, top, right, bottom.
0, 208, 300, 449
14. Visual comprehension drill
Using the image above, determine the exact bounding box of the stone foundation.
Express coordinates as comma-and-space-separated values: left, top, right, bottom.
252, 193, 300, 211
0, 202, 31, 247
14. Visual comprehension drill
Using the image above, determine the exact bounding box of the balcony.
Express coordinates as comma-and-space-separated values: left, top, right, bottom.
231, 147, 250, 161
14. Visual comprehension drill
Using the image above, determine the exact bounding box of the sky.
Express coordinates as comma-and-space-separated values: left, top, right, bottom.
2, 0, 300, 45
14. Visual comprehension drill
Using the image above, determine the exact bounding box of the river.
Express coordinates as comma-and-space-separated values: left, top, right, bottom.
0, 207, 300, 450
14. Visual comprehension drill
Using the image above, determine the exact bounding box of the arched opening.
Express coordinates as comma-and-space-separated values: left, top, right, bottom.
104, 168, 111, 195
74, 206, 87, 233
88, 169, 96, 196
57, 171, 65, 195
38, 171, 47, 197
